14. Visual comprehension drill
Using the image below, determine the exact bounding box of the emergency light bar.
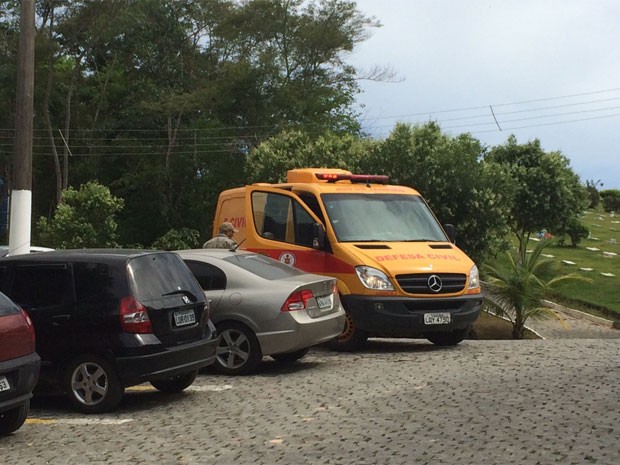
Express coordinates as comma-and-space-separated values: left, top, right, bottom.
315, 173, 389, 184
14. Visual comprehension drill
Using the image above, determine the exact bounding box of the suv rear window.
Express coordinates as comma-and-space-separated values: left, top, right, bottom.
0, 292, 20, 316
128, 253, 203, 302
222, 253, 305, 280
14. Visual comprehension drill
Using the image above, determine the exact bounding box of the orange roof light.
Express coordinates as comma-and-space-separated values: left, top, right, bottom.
287, 168, 389, 184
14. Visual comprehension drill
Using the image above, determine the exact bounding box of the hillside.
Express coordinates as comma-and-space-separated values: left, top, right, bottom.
531, 207, 620, 317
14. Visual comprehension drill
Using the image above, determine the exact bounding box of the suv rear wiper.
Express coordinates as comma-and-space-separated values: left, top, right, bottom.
162, 289, 198, 302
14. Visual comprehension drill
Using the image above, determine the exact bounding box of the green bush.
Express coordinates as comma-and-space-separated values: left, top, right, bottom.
600, 189, 620, 213
151, 228, 200, 250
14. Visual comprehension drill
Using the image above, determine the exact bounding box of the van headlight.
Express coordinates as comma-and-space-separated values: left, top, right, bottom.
355, 266, 394, 290
467, 265, 480, 289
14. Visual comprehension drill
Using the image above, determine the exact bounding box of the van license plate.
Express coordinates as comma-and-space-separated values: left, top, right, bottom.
424, 313, 451, 325
316, 295, 332, 309
0, 375, 10, 392
174, 309, 196, 327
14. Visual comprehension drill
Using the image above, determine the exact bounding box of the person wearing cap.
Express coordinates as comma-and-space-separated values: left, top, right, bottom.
203, 222, 238, 249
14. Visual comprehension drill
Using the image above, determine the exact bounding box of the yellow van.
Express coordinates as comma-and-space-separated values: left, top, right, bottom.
213, 168, 482, 350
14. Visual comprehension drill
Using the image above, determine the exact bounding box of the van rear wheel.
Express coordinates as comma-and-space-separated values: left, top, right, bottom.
327, 311, 367, 352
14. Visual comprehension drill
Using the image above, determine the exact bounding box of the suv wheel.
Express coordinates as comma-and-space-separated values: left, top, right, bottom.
150, 370, 197, 393
0, 400, 29, 436
64, 355, 124, 413
214, 321, 262, 375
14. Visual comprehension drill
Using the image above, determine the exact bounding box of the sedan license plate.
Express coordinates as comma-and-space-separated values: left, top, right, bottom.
0, 375, 10, 392
174, 309, 196, 327
316, 295, 332, 309
424, 312, 451, 325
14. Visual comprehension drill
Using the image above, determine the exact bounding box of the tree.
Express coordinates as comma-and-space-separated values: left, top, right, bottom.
483, 240, 589, 339
245, 129, 372, 183
585, 179, 603, 209
361, 122, 512, 264
19, 0, 381, 247
151, 228, 200, 250
36, 181, 124, 248
485, 135, 589, 264
556, 217, 589, 248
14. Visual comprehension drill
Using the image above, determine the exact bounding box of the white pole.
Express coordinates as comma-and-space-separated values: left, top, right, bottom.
8, 190, 32, 255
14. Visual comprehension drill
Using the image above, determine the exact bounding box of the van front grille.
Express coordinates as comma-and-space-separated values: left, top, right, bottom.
395, 273, 467, 295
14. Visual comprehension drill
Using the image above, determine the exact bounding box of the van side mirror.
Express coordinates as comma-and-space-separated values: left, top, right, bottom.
443, 224, 456, 243
312, 223, 326, 249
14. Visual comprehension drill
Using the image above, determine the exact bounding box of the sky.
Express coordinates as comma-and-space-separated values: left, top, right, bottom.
347, 0, 620, 190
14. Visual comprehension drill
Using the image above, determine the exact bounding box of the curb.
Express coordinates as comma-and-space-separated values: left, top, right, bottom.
542, 299, 616, 328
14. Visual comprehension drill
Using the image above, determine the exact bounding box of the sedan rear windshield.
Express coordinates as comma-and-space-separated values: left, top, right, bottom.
128, 253, 204, 302
223, 254, 305, 280
0, 292, 20, 316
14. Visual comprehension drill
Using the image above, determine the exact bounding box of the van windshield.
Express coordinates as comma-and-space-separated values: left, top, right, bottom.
321, 193, 448, 242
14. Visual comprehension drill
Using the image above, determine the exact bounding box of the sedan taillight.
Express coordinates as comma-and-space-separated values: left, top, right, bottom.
119, 296, 153, 334
281, 289, 314, 312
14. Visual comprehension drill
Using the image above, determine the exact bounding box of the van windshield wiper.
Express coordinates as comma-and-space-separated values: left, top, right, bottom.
403, 239, 440, 242
162, 289, 198, 302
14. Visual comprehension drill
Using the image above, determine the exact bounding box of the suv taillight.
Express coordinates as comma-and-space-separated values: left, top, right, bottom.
281, 289, 314, 312
21, 307, 36, 347
119, 296, 153, 334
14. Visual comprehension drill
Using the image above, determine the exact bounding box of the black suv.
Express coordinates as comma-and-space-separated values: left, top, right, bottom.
0, 250, 218, 413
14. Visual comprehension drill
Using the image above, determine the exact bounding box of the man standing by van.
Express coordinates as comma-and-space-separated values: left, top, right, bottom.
203, 222, 238, 249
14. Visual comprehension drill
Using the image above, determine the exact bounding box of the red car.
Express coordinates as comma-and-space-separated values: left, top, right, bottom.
0, 292, 40, 435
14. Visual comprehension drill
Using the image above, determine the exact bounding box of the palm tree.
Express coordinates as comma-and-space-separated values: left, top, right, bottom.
482, 239, 590, 339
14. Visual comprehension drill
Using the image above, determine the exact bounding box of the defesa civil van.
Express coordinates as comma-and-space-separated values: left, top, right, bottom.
213, 168, 482, 350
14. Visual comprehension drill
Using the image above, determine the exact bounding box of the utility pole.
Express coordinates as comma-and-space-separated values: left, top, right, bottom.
9, 0, 35, 255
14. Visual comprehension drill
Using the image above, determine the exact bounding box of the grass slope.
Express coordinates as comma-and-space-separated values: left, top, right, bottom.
525, 208, 620, 317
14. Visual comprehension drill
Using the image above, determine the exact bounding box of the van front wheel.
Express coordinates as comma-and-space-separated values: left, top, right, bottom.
425, 326, 471, 346
327, 311, 367, 352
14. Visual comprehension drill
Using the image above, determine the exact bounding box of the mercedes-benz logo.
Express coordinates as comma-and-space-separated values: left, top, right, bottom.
427, 274, 443, 293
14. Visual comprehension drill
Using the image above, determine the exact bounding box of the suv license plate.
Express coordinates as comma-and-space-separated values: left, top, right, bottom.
316, 295, 332, 309
424, 312, 451, 325
0, 375, 10, 392
174, 309, 196, 327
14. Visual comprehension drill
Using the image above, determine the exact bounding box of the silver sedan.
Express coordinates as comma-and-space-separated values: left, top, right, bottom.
177, 249, 345, 375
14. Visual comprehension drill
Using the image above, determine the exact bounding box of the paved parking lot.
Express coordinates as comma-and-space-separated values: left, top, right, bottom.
2, 338, 620, 465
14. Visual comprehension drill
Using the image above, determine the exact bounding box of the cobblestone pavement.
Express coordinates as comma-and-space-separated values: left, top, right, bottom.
2, 338, 620, 465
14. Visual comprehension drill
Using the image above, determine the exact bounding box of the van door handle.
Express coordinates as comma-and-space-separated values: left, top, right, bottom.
52, 315, 71, 325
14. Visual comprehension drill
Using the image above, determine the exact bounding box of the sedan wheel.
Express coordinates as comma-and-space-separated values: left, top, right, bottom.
270, 347, 309, 363
64, 355, 124, 413
215, 322, 262, 375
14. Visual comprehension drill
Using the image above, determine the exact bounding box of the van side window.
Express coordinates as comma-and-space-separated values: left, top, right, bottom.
11, 265, 70, 308
184, 260, 227, 290
296, 192, 326, 224
252, 191, 315, 248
